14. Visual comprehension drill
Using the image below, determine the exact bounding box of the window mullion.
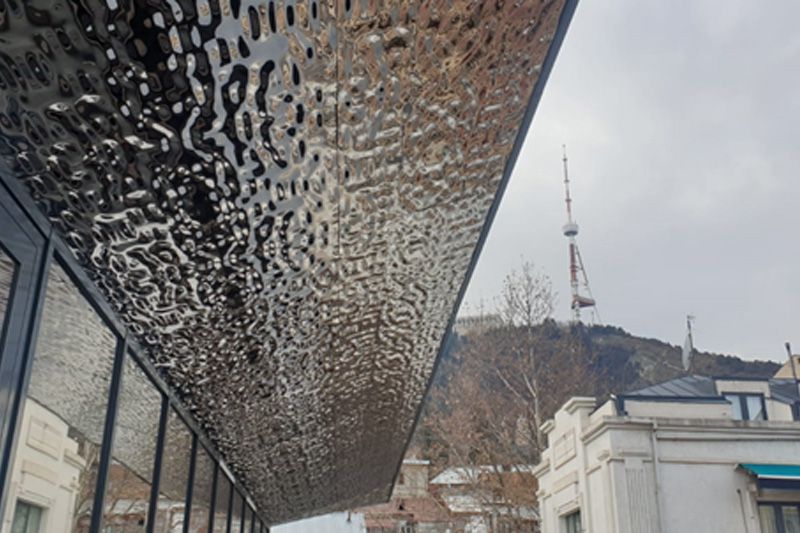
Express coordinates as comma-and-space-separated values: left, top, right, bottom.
89, 334, 128, 533
740, 396, 750, 420
147, 392, 170, 533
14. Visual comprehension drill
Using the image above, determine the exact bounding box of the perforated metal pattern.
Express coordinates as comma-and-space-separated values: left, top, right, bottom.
0, 0, 568, 523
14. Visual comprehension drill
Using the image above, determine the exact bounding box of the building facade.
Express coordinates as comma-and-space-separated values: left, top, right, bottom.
534, 375, 800, 533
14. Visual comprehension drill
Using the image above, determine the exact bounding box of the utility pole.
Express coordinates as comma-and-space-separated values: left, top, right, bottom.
786, 342, 800, 420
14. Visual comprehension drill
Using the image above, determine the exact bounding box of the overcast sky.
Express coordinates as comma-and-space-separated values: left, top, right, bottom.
461, 1, 800, 363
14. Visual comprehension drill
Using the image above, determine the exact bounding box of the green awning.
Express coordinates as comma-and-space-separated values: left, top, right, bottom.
740, 464, 800, 490
740, 464, 800, 479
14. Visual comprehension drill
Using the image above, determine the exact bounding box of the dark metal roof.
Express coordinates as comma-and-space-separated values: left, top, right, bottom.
625, 375, 800, 405
769, 379, 800, 404
0, 0, 577, 523
626, 375, 718, 398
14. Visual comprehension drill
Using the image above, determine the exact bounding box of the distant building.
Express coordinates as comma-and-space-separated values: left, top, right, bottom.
534, 373, 800, 533
430, 466, 538, 532
774, 354, 800, 381
1, 399, 87, 533
359, 459, 452, 533
453, 315, 503, 337
356, 459, 538, 533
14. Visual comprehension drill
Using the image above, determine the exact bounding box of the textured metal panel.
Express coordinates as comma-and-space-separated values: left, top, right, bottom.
0, 0, 569, 523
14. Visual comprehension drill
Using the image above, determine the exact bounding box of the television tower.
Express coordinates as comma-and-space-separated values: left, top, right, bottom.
561, 146, 599, 323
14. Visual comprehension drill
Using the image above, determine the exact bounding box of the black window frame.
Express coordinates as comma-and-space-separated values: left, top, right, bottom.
0, 170, 267, 531
722, 391, 768, 421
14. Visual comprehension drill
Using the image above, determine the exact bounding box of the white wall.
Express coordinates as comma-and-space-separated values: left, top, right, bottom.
536, 397, 800, 533
1, 400, 84, 533
392, 462, 430, 499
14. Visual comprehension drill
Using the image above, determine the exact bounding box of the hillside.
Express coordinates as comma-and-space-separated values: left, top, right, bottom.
412, 322, 781, 471
577, 324, 780, 390
433, 322, 780, 399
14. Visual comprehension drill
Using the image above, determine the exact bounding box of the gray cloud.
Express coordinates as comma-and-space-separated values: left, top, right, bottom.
462, 0, 800, 362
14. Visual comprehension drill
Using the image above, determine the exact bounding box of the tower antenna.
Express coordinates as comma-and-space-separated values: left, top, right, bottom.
561, 146, 599, 324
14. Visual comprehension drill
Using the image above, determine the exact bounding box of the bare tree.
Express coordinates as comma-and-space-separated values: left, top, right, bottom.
497, 261, 555, 453
417, 260, 605, 531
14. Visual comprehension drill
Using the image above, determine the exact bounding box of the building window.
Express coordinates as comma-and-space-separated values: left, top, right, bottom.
563, 510, 581, 533
12, 501, 44, 533
398, 473, 405, 485
759, 503, 800, 533
723, 393, 767, 420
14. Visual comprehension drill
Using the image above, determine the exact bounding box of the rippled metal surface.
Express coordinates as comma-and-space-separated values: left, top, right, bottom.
0, 0, 568, 523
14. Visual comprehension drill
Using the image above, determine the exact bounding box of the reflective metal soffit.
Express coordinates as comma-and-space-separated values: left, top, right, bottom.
0, 0, 574, 523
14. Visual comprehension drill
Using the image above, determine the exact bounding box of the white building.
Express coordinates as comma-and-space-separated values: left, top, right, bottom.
534, 374, 800, 533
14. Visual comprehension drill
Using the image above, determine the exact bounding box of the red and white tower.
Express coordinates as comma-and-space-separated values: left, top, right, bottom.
561, 146, 599, 323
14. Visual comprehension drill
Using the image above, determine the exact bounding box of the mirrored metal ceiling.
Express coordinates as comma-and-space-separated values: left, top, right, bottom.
0, 0, 573, 523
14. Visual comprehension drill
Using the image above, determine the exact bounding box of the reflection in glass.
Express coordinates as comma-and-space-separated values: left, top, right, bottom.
213, 473, 232, 532
242, 505, 251, 533
188, 446, 215, 532
11, 500, 43, 533
725, 395, 744, 420
2, 262, 117, 532
0, 246, 14, 333
746, 395, 765, 420
154, 409, 192, 532
103, 355, 162, 531
230, 492, 243, 533
759, 506, 777, 533
785, 506, 800, 533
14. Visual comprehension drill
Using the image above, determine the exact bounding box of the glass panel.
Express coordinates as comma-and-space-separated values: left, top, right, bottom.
784, 506, 800, 533
103, 355, 163, 531
230, 492, 243, 533
242, 505, 251, 533
213, 474, 231, 532
759, 505, 779, 533
11, 500, 43, 533
154, 409, 193, 532
0, 246, 15, 334
3, 262, 117, 532
188, 446, 215, 533
564, 511, 581, 533
725, 395, 744, 420
746, 395, 766, 420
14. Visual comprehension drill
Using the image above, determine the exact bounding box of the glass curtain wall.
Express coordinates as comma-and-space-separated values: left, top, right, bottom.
0, 189, 266, 533
188, 446, 215, 532
213, 473, 232, 532
0, 247, 12, 328
154, 409, 193, 532
242, 505, 251, 533
3, 261, 117, 532
103, 355, 163, 531
230, 492, 243, 533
